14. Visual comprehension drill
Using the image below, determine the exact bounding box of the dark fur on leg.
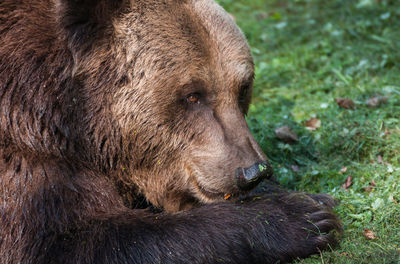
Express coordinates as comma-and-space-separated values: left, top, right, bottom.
46, 190, 341, 264
46, 194, 340, 264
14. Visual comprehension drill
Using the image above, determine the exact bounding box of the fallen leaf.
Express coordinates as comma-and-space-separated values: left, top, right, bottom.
389, 194, 398, 204
363, 229, 379, 240
304, 118, 321, 131
370, 180, 376, 187
339, 167, 348, 174
341, 176, 353, 190
256, 12, 268, 20
291, 165, 300, 172
224, 194, 231, 200
275, 126, 298, 143
377, 155, 383, 164
366, 96, 388, 108
364, 180, 376, 193
364, 186, 372, 193
335, 98, 355, 109
335, 252, 350, 257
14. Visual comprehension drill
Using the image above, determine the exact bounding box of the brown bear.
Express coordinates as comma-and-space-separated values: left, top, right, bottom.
0, 0, 341, 263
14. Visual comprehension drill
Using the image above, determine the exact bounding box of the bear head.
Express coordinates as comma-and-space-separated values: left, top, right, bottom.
56, 0, 272, 212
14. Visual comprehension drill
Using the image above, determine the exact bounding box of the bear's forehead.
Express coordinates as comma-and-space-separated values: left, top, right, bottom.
190, 0, 254, 82
113, 0, 253, 88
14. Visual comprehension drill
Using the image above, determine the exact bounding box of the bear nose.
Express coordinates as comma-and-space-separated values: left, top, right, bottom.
235, 161, 273, 191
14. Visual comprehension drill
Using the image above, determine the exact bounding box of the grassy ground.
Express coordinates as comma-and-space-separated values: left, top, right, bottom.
217, 0, 400, 263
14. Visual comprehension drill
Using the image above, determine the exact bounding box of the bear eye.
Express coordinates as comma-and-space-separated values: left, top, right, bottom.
186, 93, 200, 104
238, 80, 252, 114
239, 83, 250, 104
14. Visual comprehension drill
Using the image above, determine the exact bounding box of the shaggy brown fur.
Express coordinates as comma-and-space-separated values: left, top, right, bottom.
0, 0, 341, 263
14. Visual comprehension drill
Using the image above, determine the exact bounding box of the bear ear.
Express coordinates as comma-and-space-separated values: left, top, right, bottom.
56, 0, 124, 44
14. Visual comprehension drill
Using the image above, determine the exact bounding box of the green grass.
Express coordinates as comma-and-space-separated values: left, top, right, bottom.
217, 0, 400, 263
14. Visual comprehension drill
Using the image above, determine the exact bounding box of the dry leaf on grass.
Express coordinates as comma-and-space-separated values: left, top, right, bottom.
291, 165, 300, 172
363, 229, 379, 240
335, 98, 355, 109
367, 96, 388, 108
275, 126, 298, 143
256, 12, 269, 20
370, 180, 376, 187
364, 180, 376, 193
304, 118, 321, 131
341, 176, 353, 190
389, 194, 398, 204
384, 130, 390, 136
339, 167, 348, 174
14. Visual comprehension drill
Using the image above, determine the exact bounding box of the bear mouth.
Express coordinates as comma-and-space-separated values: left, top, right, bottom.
185, 165, 238, 202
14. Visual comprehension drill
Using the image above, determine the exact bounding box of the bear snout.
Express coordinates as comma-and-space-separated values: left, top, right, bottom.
235, 161, 273, 191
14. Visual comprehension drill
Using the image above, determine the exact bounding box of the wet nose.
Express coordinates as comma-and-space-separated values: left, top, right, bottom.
235, 161, 273, 191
